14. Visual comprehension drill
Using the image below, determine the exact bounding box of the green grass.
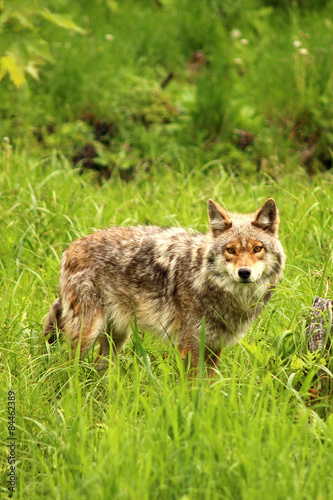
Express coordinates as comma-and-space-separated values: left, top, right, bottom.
1, 0, 333, 497
1, 146, 333, 499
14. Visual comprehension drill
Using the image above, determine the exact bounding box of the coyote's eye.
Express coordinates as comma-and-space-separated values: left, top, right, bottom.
253, 246, 263, 253
226, 247, 236, 254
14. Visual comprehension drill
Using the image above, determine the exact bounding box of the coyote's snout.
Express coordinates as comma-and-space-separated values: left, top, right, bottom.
44, 198, 286, 372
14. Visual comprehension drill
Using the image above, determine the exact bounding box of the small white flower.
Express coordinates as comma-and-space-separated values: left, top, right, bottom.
234, 58, 243, 65
105, 34, 114, 41
240, 38, 249, 46
293, 40, 302, 48
231, 29, 241, 39
299, 48, 309, 56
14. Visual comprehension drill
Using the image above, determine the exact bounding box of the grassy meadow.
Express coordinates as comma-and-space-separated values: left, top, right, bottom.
1, 1, 333, 499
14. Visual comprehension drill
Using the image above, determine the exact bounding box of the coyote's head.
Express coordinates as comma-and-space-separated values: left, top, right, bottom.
206, 198, 285, 286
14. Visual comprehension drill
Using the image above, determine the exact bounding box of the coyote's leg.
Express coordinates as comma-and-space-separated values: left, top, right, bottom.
93, 328, 131, 370
43, 298, 63, 344
179, 344, 222, 378
178, 343, 200, 378
93, 333, 111, 370
61, 302, 105, 359
205, 349, 222, 378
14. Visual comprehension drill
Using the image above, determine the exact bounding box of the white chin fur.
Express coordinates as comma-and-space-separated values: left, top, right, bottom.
232, 273, 262, 284
210, 272, 270, 296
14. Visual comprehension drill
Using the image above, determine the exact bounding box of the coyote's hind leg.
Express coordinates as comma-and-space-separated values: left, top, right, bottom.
205, 349, 222, 378
93, 333, 111, 370
43, 298, 63, 344
93, 327, 131, 371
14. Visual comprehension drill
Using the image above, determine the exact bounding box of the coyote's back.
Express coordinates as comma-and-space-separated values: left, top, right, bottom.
44, 198, 286, 371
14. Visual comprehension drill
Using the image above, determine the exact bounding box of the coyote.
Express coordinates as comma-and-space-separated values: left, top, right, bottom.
44, 198, 286, 372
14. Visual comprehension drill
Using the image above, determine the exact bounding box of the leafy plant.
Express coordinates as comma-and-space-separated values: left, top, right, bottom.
0, 0, 85, 87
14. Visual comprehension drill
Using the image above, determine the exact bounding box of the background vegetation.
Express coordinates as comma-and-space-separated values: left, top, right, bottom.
1, 0, 333, 498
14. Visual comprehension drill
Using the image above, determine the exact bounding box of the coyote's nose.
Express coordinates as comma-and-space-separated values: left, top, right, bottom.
238, 268, 251, 280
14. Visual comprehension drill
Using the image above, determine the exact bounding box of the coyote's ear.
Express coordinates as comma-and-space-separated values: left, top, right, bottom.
208, 199, 232, 237
252, 198, 279, 234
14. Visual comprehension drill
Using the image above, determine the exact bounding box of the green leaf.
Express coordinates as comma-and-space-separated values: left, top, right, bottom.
25, 38, 55, 64
0, 0, 42, 29
0, 53, 26, 86
0, 1, 85, 86
25, 59, 40, 79
41, 10, 86, 35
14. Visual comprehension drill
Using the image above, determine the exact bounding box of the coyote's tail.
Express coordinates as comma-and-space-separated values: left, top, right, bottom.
43, 298, 63, 344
